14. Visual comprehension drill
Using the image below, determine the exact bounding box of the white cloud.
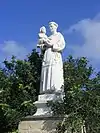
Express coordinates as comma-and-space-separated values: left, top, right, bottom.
1, 41, 28, 60
65, 13, 100, 70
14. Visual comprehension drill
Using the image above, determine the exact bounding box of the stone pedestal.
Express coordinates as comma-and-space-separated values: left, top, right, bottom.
18, 93, 64, 133
34, 93, 63, 116
18, 116, 63, 133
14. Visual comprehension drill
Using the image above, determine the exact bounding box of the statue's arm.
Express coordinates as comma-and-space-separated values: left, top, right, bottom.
52, 33, 65, 52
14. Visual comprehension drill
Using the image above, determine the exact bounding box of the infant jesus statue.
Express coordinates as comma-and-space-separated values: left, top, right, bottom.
37, 26, 51, 50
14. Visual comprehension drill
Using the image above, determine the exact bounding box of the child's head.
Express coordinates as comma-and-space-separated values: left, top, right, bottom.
40, 26, 46, 34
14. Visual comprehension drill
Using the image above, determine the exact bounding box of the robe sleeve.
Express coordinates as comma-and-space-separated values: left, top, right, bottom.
52, 33, 65, 52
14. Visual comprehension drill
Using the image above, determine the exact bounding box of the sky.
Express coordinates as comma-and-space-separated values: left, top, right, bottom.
0, 0, 100, 71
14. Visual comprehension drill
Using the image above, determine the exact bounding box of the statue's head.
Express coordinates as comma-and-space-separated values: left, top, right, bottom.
49, 21, 58, 34
40, 26, 46, 34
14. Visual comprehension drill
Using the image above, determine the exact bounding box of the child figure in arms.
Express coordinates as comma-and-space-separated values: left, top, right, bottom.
37, 26, 51, 50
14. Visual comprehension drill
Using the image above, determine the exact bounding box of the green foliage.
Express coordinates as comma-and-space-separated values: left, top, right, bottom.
0, 49, 42, 132
0, 49, 100, 133
56, 122, 66, 133
49, 56, 100, 133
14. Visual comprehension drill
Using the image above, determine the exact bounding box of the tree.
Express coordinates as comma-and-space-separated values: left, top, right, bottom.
1, 49, 100, 133
0, 49, 42, 132
49, 56, 100, 133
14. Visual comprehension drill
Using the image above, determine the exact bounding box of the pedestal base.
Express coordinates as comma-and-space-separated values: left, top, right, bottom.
34, 93, 63, 116
18, 93, 64, 132
18, 116, 63, 133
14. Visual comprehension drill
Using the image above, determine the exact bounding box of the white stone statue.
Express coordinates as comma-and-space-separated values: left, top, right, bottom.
18, 22, 66, 133
37, 26, 47, 49
38, 22, 65, 94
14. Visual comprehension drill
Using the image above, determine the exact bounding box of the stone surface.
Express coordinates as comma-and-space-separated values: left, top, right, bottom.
34, 21, 65, 116
38, 93, 57, 101
34, 93, 64, 116
18, 116, 63, 133
18, 21, 65, 133
39, 21, 65, 94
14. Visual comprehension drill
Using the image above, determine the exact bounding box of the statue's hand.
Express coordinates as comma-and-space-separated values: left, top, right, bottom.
45, 39, 53, 47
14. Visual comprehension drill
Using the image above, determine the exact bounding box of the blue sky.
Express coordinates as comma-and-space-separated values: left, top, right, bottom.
0, 0, 100, 71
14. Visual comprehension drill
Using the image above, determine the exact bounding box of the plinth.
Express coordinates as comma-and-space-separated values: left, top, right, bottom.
18, 93, 64, 133
18, 115, 63, 133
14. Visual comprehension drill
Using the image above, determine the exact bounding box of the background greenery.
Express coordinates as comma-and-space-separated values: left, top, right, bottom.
0, 49, 100, 133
